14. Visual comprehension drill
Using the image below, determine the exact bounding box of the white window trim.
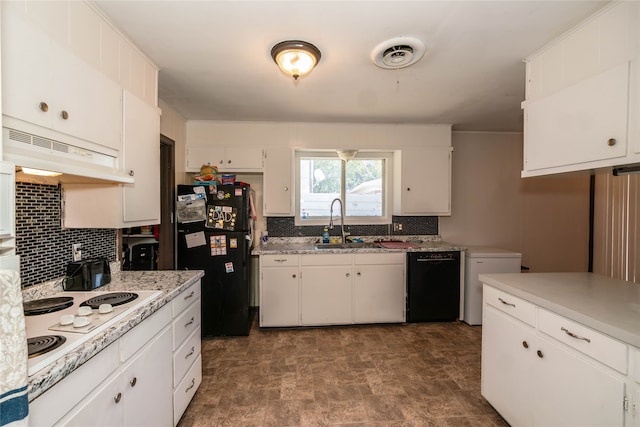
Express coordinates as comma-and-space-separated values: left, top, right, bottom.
294, 150, 393, 226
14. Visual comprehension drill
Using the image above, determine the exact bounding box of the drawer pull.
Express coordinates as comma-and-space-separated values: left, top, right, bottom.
537, 350, 544, 358
522, 341, 529, 349
561, 327, 591, 343
185, 378, 195, 393
130, 377, 137, 387
185, 317, 195, 327
185, 346, 195, 359
274, 259, 287, 263
498, 297, 515, 308
184, 291, 195, 300
114, 392, 122, 403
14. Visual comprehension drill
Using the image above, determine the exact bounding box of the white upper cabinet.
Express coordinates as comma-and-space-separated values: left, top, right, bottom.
1, 7, 122, 152
393, 146, 452, 216
62, 91, 161, 228
522, 1, 640, 177
186, 145, 263, 173
263, 146, 293, 216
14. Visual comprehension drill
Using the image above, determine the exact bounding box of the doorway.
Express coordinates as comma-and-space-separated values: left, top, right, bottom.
158, 135, 175, 269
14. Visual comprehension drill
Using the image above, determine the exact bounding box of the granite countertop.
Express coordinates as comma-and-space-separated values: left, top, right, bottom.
253, 235, 466, 255
479, 272, 640, 348
26, 269, 204, 401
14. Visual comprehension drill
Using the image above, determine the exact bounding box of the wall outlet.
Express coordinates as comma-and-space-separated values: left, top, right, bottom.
393, 223, 403, 232
72, 243, 82, 261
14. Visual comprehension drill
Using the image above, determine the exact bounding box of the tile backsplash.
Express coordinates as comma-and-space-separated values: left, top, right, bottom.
266, 216, 438, 237
15, 182, 116, 287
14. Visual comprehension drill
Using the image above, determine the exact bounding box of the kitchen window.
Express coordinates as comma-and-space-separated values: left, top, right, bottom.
295, 151, 392, 225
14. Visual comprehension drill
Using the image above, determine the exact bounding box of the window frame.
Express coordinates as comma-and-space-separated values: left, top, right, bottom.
294, 150, 393, 226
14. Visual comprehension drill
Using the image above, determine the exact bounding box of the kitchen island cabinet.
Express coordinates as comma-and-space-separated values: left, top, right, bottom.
480, 273, 640, 426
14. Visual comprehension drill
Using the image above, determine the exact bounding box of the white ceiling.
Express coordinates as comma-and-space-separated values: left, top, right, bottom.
94, 0, 608, 132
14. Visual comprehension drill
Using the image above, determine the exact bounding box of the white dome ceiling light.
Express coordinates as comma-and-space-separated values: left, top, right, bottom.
371, 37, 426, 69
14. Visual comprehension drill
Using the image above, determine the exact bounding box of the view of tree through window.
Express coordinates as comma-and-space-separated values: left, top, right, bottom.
299, 156, 384, 219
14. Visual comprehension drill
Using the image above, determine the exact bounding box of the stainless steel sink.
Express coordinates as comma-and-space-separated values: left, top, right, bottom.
314, 242, 379, 250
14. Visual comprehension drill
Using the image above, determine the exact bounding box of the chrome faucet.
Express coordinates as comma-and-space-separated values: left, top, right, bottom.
329, 197, 346, 244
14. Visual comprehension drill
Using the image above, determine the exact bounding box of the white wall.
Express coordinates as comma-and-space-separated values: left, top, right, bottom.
158, 99, 189, 185
440, 132, 591, 273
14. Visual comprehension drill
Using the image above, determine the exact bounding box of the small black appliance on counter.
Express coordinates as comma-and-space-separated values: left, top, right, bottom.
63, 258, 111, 291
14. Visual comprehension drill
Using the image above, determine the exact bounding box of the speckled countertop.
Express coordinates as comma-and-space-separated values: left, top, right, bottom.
253, 235, 466, 255
479, 272, 640, 348
24, 269, 204, 401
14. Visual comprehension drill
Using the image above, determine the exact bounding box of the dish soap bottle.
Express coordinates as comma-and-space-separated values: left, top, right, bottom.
322, 227, 330, 243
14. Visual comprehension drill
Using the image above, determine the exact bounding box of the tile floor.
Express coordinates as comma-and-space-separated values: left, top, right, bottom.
177, 314, 508, 427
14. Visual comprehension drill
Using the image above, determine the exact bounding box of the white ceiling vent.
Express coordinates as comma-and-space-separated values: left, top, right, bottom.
371, 37, 426, 69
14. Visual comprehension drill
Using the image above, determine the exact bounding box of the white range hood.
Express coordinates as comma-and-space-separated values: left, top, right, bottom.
2, 126, 134, 184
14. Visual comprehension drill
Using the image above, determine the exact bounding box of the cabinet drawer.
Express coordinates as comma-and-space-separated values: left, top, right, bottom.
173, 299, 201, 350
172, 283, 201, 317
538, 308, 628, 374
301, 253, 351, 266
173, 354, 202, 426
174, 327, 201, 386
261, 254, 299, 267
483, 285, 536, 327
120, 303, 171, 361
355, 253, 404, 265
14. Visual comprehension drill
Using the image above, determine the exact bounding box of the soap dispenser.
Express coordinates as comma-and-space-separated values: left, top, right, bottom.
322, 227, 330, 243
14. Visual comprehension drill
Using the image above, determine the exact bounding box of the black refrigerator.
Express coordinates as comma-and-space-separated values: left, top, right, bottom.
176, 183, 253, 337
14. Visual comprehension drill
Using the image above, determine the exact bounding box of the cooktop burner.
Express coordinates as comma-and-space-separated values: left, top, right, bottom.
23, 297, 74, 316
28, 335, 67, 358
80, 292, 138, 309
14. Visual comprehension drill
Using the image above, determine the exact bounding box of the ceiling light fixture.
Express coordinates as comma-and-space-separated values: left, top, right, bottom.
20, 167, 62, 177
337, 150, 358, 162
271, 40, 321, 80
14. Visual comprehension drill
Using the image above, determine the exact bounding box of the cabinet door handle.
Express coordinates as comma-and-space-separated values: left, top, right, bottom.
130, 377, 137, 387
284, 187, 289, 191
227, 160, 231, 164
537, 350, 544, 358
346, 273, 350, 278
522, 341, 529, 349
185, 378, 195, 393
60, 110, 69, 120
561, 327, 591, 343
607, 138, 617, 146
185, 346, 195, 359
357, 272, 361, 276
218, 160, 224, 164
129, 170, 135, 177
39, 102, 49, 112
292, 274, 296, 278
498, 297, 515, 308
406, 187, 411, 191
185, 317, 195, 327
114, 392, 122, 403
184, 291, 195, 300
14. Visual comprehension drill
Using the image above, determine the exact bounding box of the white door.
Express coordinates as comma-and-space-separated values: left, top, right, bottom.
260, 267, 300, 327
122, 90, 160, 224
481, 305, 536, 427
300, 265, 352, 325
353, 264, 404, 323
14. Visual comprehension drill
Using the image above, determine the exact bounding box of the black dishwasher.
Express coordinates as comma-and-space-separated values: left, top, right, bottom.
407, 251, 461, 322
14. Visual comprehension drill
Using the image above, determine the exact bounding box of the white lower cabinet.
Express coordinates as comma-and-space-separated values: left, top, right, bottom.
301, 254, 353, 326
482, 284, 628, 427
171, 281, 202, 426
62, 327, 173, 427
353, 253, 405, 323
260, 255, 300, 327
259, 252, 406, 327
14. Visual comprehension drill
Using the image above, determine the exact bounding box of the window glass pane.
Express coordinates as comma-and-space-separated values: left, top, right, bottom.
299, 158, 342, 218
345, 159, 383, 217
